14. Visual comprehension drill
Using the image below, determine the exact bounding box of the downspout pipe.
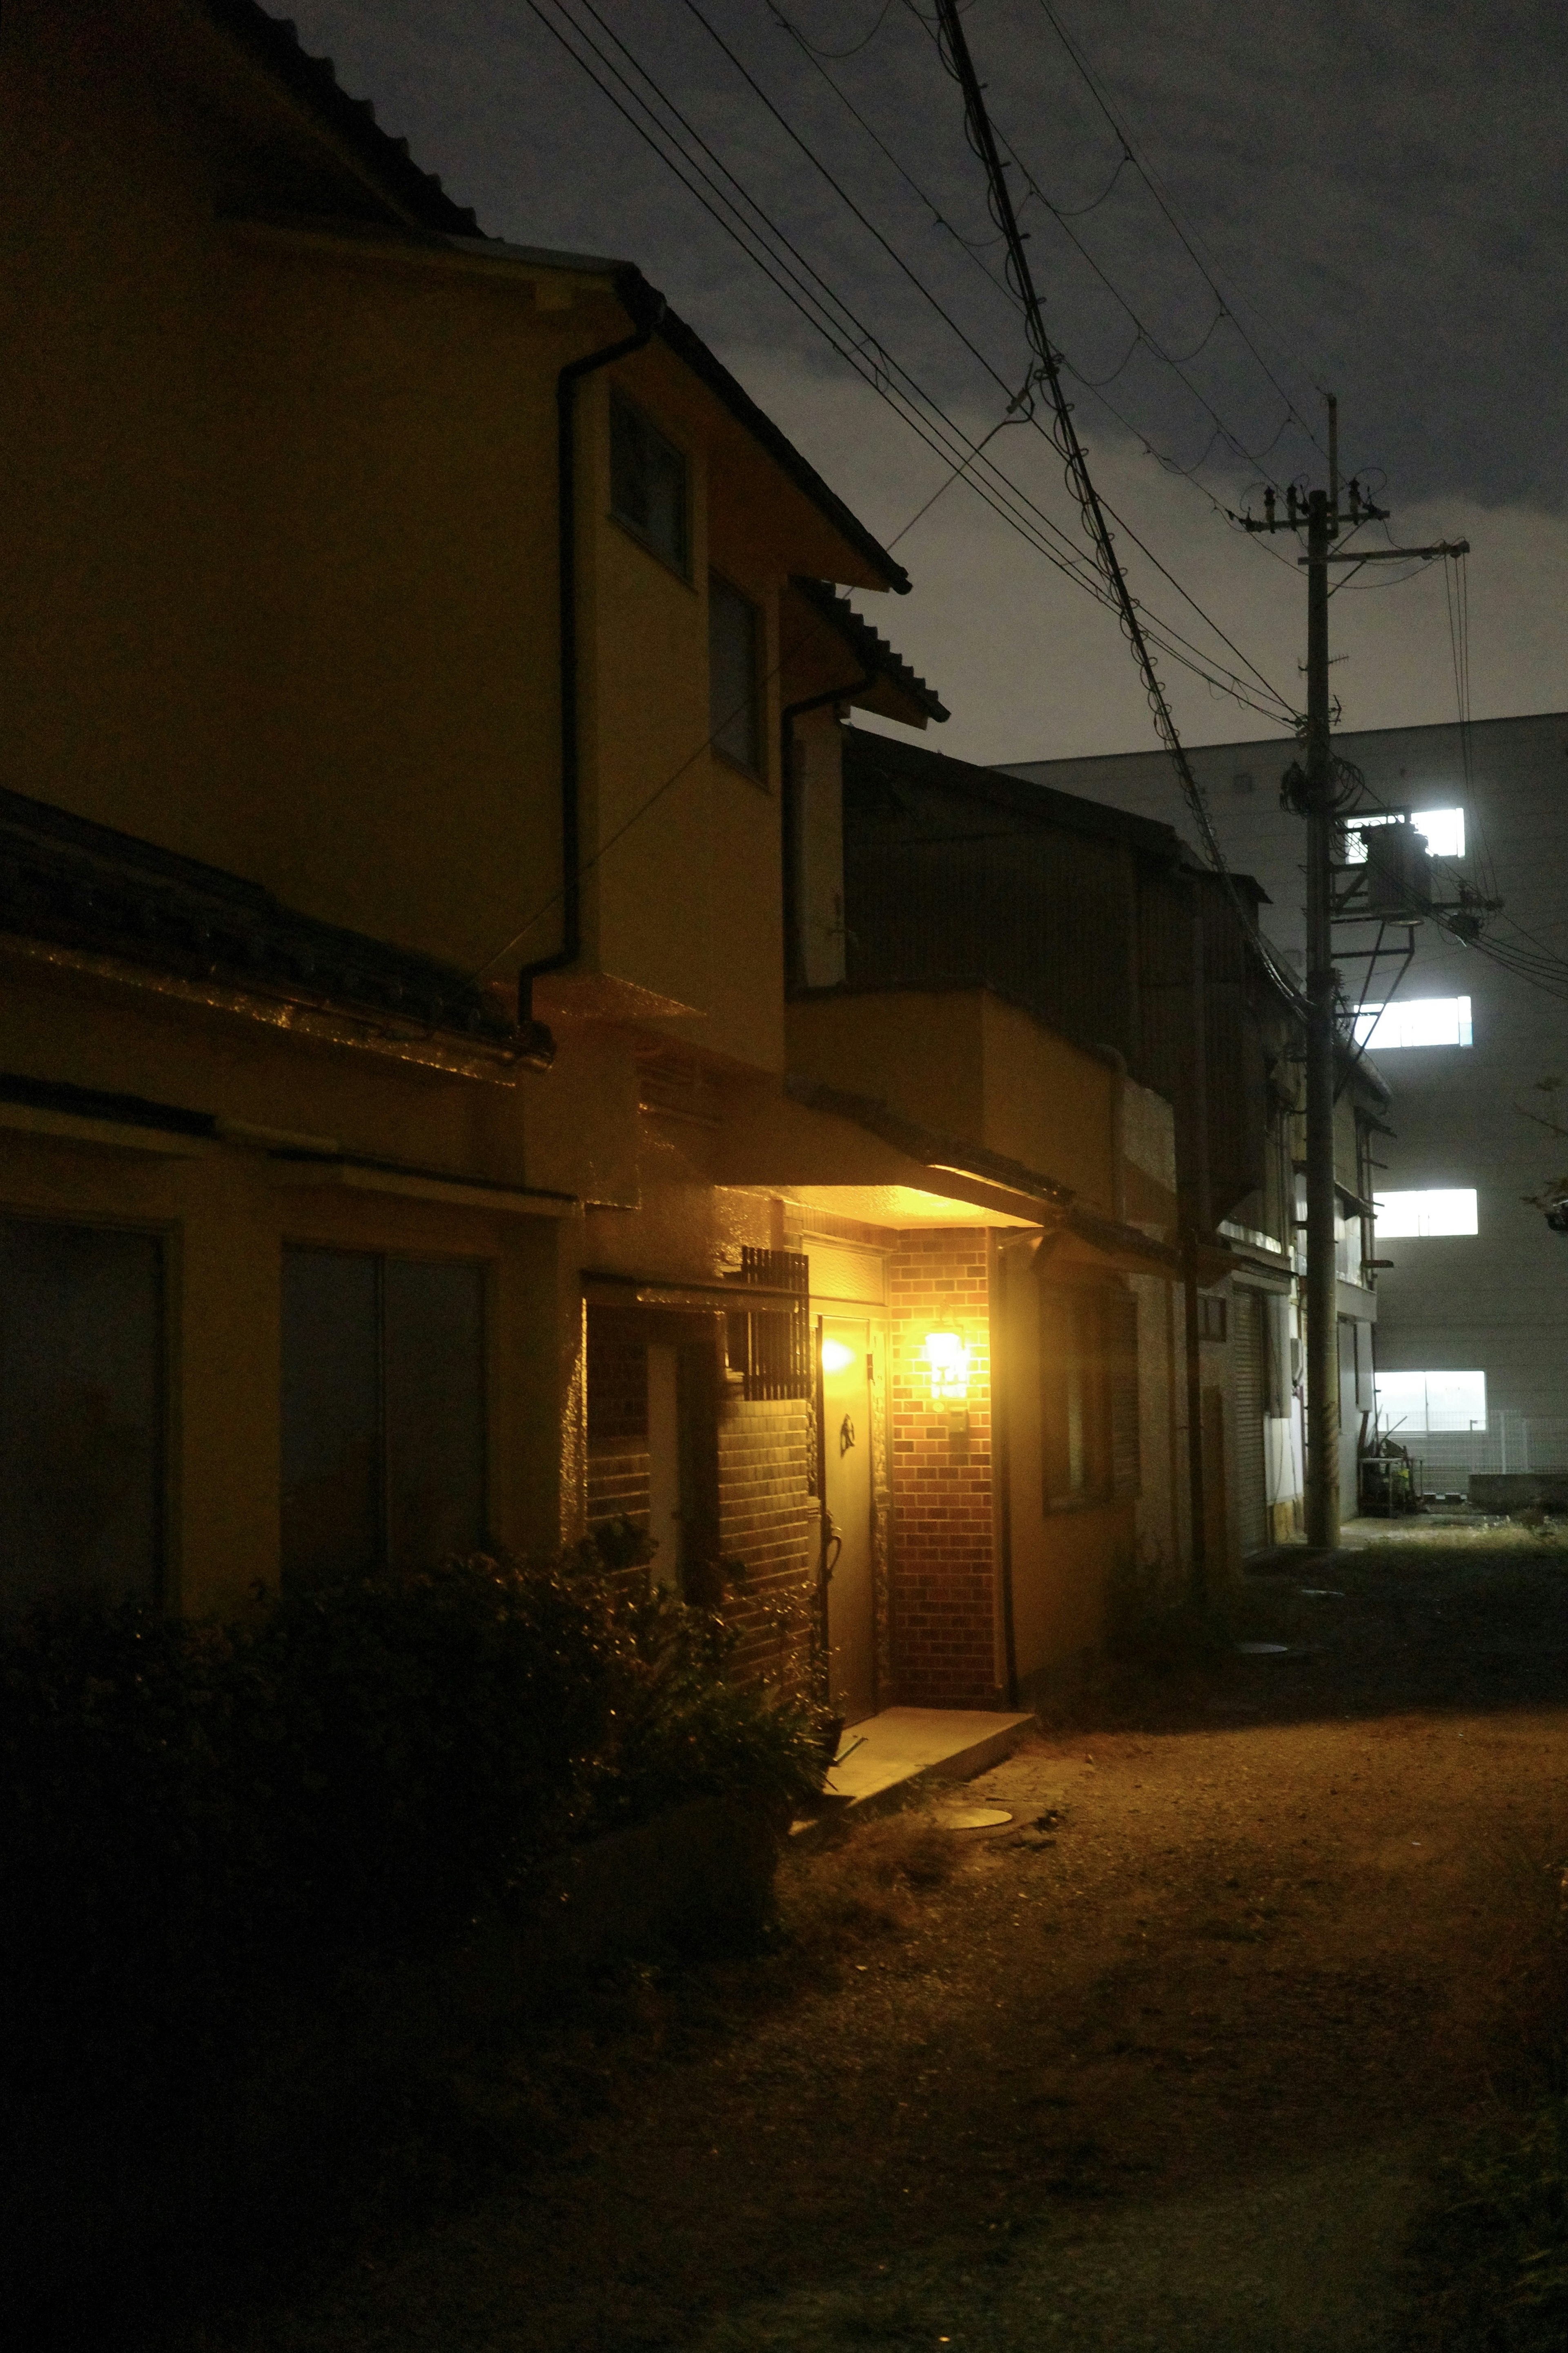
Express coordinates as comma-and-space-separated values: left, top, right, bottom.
780, 669, 875, 992
521, 279, 665, 992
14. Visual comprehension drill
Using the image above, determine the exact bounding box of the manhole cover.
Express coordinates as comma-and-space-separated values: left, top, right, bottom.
1234, 1640, 1290, 1655
932, 1804, 1014, 1831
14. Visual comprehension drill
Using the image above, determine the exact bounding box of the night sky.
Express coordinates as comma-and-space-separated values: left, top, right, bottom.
284, 2, 1568, 764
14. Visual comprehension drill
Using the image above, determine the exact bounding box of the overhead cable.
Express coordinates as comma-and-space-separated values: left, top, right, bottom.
527, 0, 1295, 724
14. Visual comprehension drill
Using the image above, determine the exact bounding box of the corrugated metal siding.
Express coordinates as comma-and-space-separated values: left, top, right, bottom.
1232, 1289, 1269, 1553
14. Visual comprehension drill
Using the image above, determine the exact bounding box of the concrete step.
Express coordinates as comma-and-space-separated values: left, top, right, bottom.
791, 1706, 1035, 1837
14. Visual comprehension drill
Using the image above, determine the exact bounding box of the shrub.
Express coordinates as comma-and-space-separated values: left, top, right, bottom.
0, 1546, 829, 2068
249, 1553, 620, 1948
596, 1581, 831, 1829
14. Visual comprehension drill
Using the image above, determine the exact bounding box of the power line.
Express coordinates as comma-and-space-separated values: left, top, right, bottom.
1029, 0, 1332, 461
927, 0, 1306, 1015
894, 0, 1311, 482
768, 0, 1311, 578
675, 0, 1295, 717
527, 0, 1296, 724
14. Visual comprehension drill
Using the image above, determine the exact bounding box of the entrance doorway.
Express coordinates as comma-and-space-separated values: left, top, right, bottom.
642, 1336, 719, 1597
820, 1316, 876, 1724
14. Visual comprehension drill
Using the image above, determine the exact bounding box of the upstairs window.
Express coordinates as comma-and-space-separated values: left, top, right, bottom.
1353, 995, 1472, 1050
1374, 1188, 1479, 1238
609, 393, 688, 575
709, 573, 762, 777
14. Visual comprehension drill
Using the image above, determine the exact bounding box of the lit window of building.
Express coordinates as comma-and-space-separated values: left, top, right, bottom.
1373, 1368, 1486, 1433
1373, 1188, 1479, 1238
1353, 995, 1472, 1050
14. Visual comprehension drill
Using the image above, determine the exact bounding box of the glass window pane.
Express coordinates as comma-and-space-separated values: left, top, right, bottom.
610, 395, 687, 573
383, 1259, 486, 1574
1373, 1188, 1479, 1238
1353, 995, 1472, 1050
710, 575, 760, 772
281, 1247, 380, 1586
0, 1219, 162, 1608
645, 439, 688, 573
1374, 1368, 1487, 1434
610, 395, 648, 538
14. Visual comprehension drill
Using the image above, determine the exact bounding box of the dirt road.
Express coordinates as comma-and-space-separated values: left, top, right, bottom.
219, 1532, 1568, 2352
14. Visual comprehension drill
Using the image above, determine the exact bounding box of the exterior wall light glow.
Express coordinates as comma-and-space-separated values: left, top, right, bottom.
922, 1328, 971, 1403
820, 1336, 856, 1375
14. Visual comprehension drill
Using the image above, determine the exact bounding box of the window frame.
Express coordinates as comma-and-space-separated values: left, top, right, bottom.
0, 1207, 171, 1608
1352, 995, 1473, 1051
708, 569, 767, 784
1038, 1277, 1138, 1512
608, 390, 692, 582
1372, 1187, 1480, 1239
280, 1242, 491, 1587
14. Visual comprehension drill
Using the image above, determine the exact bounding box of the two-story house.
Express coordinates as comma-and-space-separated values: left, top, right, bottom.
2, 0, 1192, 1731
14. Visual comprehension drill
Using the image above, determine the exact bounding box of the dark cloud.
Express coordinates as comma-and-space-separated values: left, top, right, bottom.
275, 3, 1568, 756
283, 0, 1568, 508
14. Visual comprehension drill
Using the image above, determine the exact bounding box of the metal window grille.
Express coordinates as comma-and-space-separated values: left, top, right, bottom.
725, 1247, 811, 1401
1107, 1287, 1142, 1499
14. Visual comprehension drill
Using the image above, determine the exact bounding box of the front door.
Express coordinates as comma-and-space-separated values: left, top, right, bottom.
821, 1317, 875, 1724
646, 1341, 682, 1588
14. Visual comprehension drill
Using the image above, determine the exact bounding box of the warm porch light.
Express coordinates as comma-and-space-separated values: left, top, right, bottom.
820, 1336, 857, 1375
922, 1328, 971, 1402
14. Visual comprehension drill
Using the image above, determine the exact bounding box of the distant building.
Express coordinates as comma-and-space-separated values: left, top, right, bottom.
1002, 713, 1568, 1498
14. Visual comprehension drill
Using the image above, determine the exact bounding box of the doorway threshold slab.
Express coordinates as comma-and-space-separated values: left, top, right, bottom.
824, 1706, 1035, 1807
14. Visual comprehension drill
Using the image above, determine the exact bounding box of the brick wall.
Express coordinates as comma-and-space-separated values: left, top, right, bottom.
887, 1231, 999, 1706
718, 1394, 817, 1677
585, 1307, 816, 1677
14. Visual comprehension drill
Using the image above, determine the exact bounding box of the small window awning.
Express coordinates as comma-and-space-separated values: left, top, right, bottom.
582, 1269, 802, 1312
1035, 1205, 1184, 1279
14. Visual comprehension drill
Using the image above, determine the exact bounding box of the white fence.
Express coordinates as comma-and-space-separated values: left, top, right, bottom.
1386, 1414, 1568, 1490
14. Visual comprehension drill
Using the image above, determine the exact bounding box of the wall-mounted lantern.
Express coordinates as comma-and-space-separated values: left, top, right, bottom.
922, 1327, 971, 1434
922, 1328, 970, 1400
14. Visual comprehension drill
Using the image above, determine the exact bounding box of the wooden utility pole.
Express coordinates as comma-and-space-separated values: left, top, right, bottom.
1241, 414, 1468, 1548
1302, 483, 1339, 1548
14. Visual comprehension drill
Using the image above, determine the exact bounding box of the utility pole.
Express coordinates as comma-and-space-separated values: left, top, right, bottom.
1240, 409, 1468, 1550
1302, 481, 1339, 1549
931, 2, 1478, 1565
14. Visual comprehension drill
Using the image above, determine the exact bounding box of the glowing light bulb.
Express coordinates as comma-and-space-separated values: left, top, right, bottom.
923, 1328, 970, 1402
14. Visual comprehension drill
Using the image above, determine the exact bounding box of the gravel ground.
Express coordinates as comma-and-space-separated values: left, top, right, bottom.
209, 1531, 1568, 2353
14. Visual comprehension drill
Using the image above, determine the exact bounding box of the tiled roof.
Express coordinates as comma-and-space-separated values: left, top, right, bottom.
0, 785, 547, 1058
841, 726, 1190, 859
204, 9, 909, 592
202, 0, 481, 233
790, 579, 948, 719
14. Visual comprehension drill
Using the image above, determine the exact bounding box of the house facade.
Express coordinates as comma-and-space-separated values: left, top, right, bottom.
2, 0, 1192, 1722
1005, 716, 1558, 1503
826, 723, 1323, 1570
